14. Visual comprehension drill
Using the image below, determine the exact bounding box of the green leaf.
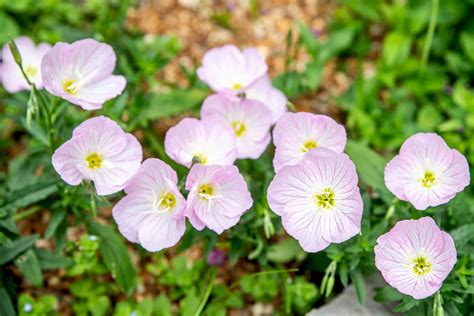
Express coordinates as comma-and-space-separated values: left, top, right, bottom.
86, 221, 136, 294
0, 234, 39, 264
14, 249, 42, 287
393, 297, 419, 313
460, 32, 474, 62
345, 140, 392, 202
350, 270, 366, 305
0, 12, 19, 43
382, 32, 412, 68
0, 287, 15, 316
45, 210, 67, 239
154, 294, 172, 316
374, 286, 405, 303
0, 180, 58, 214
267, 238, 306, 263
35, 248, 73, 270
137, 88, 206, 123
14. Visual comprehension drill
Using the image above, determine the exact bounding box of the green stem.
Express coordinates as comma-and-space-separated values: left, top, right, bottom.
13, 206, 42, 221
194, 267, 217, 316
420, 0, 439, 75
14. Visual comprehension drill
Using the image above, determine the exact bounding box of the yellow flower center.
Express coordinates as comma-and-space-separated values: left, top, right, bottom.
412, 256, 432, 276
159, 192, 176, 209
25, 65, 38, 78
85, 152, 103, 169
231, 121, 247, 137
232, 83, 242, 90
63, 79, 79, 95
301, 140, 317, 153
421, 170, 436, 188
198, 183, 214, 198
315, 187, 335, 209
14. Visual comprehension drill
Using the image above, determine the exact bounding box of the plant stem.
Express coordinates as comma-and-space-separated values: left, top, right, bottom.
13, 206, 42, 221
420, 0, 439, 75
194, 267, 217, 316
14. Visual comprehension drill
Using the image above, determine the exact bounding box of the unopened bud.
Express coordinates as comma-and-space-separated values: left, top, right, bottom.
8, 39, 22, 65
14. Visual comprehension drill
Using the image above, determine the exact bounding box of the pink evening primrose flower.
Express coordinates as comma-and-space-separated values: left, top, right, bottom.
272, 112, 347, 172
41, 38, 126, 110
245, 74, 288, 124
1, 36, 51, 93
52, 116, 142, 195
185, 164, 253, 234
112, 158, 186, 252
201, 94, 272, 159
197, 44, 268, 97
375, 217, 457, 299
164, 117, 237, 168
267, 148, 363, 252
384, 133, 470, 210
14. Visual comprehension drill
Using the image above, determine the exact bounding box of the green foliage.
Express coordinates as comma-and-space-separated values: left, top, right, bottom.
1, 0, 474, 315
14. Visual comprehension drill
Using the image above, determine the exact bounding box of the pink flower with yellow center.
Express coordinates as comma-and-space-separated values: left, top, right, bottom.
164, 117, 237, 168
384, 133, 470, 210
375, 217, 457, 299
267, 148, 363, 252
272, 112, 347, 172
52, 116, 142, 195
197, 44, 267, 97
185, 164, 253, 234
41, 39, 126, 110
201, 94, 272, 159
113, 159, 186, 252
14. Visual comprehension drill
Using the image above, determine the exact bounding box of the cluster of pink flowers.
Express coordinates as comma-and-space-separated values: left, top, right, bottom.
6, 36, 471, 302
375, 133, 469, 299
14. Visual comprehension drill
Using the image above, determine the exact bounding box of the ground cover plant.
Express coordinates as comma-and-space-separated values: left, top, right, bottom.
1, 1, 474, 315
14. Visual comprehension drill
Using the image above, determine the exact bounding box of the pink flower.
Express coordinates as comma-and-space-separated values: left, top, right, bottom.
272, 112, 347, 172
245, 74, 287, 124
384, 133, 470, 210
41, 39, 126, 110
164, 117, 237, 167
267, 148, 363, 252
197, 44, 267, 97
185, 164, 253, 234
375, 217, 457, 299
201, 94, 272, 159
1, 36, 51, 93
52, 116, 142, 195
112, 158, 186, 252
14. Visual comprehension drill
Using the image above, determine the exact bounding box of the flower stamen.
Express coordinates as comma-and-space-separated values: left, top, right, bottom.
412, 256, 432, 276
85, 152, 103, 169
420, 170, 436, 188
315, 187, 335, 209
231, 121, 247, 137
301, 140, 317, 153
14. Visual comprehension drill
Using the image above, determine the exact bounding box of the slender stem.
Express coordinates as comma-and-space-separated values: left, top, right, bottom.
194, 267, 216, 316
13, 206, 42, 221
420, 0, 439, 75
